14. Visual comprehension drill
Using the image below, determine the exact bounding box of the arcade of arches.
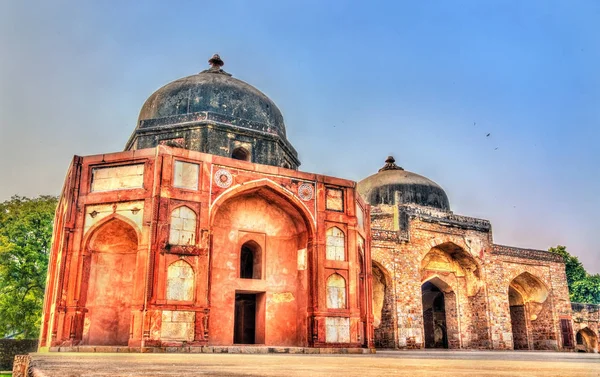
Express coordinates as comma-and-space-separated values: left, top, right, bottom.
368, 201, 582, 351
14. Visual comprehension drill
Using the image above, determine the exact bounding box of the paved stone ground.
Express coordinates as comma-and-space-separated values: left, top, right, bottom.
29, 350, 600, 377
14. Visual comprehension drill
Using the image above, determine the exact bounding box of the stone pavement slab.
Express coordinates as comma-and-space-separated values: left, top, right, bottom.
28, 350, 600, 377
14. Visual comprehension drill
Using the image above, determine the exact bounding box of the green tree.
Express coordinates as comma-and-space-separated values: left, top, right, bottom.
570, 274, 600, 304
549, 245, 600, 304
0, 195, 57, 338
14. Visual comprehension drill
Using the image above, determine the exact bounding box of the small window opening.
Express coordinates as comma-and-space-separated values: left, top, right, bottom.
576, 332, 583, 345
232, 147, 250, 161
240, 242, 262, 279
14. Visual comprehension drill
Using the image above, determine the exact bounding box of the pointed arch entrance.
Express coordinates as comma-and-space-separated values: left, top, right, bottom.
420, 242, 485, 349
421, 278, 454, 349
210, 182, 314, 346
83, 218, 139, 346
508, 272, 551, 350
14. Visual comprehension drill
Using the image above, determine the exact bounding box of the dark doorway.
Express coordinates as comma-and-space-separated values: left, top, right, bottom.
234, 293, 256, 344
422, 282, 448, 348
508, 286, 529, 350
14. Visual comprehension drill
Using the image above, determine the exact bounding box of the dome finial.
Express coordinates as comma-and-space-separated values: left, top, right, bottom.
201, 54, 232, 76
209, 54, 224, 68
379, 155, 404, 172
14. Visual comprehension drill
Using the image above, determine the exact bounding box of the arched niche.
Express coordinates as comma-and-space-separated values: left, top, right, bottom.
169, 206, 197, 246
326, 273, 347, 309
326, 227, 345, 261
166, 259, 194, 301
84, 217, 139, 346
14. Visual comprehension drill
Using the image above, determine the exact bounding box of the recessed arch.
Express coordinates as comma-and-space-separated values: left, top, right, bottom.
209, 179, 316, 347
421, 242, 481, 297
508, 272, 553, 350
326, 273, 347, 309
84, 213, 142, 251
166, 259, 194, 301
326, 226, 345, 261
169, 205, 197, 246
209, 179, 316, 237
509, 272, 549, 305
83, 217, 139, 346
422, 242, 481, 279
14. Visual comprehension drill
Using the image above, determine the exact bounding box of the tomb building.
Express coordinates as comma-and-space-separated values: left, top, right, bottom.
39, 55, 597, 352
39, 55, 373, 350
359, 156, 579, 350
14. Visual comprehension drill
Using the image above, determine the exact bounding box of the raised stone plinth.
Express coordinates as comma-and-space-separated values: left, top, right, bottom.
47, 345, 374, 354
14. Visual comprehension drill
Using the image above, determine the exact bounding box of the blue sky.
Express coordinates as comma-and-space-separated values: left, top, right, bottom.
1, 1, 599, 273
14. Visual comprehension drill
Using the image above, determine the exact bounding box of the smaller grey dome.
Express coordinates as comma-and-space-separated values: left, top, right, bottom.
357, 156, 450, 210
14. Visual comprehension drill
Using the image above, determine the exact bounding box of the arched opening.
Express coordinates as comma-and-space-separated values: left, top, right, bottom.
326, 274, 346, 309
508, 272, 551, 350
240, 241, 262, 279
576, 327, 598, 353
421, 281, 448, 349
84, 218, 138, 346
421, 242, 485, 349
232, 147, 250, 161
372, 262, 394, 348
210, 184, 313, 346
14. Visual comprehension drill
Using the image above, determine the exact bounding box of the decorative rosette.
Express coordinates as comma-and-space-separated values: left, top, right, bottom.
298, 183, 314, 201
214, 169, 233, 188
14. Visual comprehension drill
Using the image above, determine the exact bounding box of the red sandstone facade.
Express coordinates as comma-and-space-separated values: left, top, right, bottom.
39, 147, 373, 349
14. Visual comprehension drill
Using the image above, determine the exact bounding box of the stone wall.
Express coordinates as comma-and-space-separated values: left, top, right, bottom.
0, 339, 38, 370
368, 202, 572, 351
572, 303, 599, 353
510, 305, 528, 349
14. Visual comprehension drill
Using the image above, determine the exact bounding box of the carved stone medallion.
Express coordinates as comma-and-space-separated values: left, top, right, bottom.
298, 183, 314, 201
214, 169, 233, 188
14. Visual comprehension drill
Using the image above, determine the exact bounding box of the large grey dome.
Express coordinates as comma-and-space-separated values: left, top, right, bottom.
357, 156, 450, 210
137, 59, 286, 138
126, 54, 300, 170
